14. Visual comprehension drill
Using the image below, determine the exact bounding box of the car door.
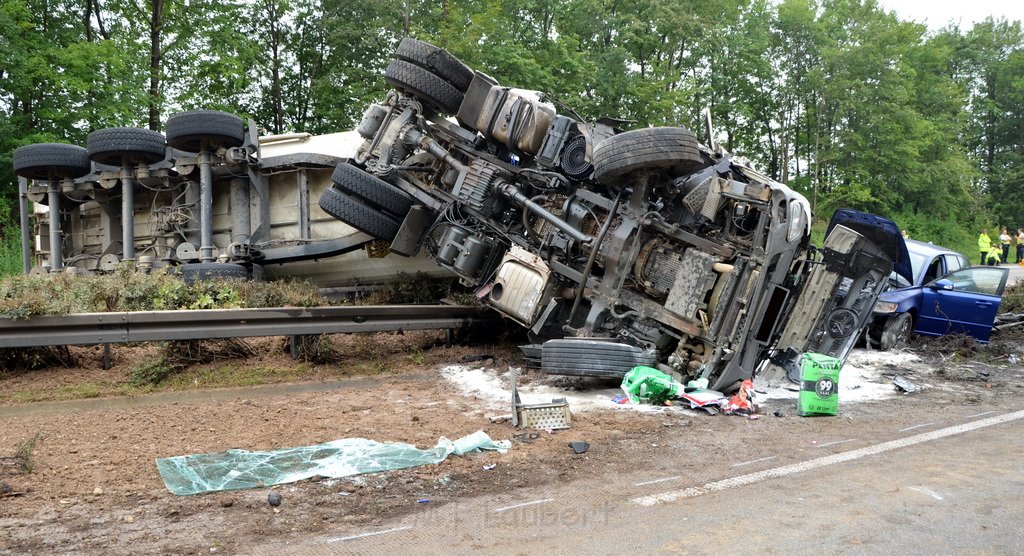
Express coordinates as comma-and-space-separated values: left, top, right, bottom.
916, 267, 1009, 343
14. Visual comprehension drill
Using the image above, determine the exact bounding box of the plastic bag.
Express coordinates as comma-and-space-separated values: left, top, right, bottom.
621, 366, 685, 404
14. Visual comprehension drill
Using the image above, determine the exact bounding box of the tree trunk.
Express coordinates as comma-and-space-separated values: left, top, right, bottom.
149, 0, 165, 131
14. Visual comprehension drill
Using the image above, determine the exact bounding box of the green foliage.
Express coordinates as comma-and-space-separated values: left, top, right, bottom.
1, 0, 1023, 253
129, 338, 258, 386
0, 267, 330, 319
361, 273, 467, 305
0, 345, 76, 372
3, 431, 43, 474
0, 233, 22, 278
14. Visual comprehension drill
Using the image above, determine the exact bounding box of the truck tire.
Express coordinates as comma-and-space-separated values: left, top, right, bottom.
331, 163, 413, 216
540, 339, 659, 378
394, 37, 474, 92
13, 143, 91, 180
87, 128, 167, 166
592, 127, 705, 185
319, 187, 401, 241
384, 59, 463, 115
177, 262, 249, 284
166, 110, 245, 152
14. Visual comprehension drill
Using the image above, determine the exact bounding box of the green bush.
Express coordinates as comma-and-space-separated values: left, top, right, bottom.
0, 234, 22, 278
0, 266, 331, 319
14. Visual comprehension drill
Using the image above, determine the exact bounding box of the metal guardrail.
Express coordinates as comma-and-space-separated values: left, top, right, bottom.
0, 305, 490, 348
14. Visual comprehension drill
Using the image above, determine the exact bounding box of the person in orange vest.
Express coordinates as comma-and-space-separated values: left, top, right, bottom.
978, 229, 992, 265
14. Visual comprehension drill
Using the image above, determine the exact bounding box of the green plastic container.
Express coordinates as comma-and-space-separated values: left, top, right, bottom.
796, 353, 842, 416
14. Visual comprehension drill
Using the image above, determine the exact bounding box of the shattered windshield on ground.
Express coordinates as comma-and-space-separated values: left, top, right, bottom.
156, 431, 510, 496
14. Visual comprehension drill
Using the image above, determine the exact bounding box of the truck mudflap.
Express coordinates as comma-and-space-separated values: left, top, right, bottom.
760, 223, 894, 385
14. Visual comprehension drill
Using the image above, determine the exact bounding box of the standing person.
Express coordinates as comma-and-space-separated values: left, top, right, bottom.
1000, 227, 1011, 264
901, 229, 910, 240
1017, 228, 1024, 265
978, 228, 992, 265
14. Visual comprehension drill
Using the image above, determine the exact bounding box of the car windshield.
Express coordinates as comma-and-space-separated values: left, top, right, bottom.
908, 251, 929, 283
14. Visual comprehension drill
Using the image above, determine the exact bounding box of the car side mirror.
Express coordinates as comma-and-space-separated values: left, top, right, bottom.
929, 278, 954, 291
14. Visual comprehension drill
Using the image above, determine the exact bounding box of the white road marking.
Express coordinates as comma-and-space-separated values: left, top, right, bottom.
493, 498, 555, 513
908, 486, 944, 500
731, 456, 776, 467
966, 411, 996, 419
813, 438, 856, 448
632, 409, 1024, 506
898, 422, 935, 432
325, 526, 412, 543
634, 476, 682, 486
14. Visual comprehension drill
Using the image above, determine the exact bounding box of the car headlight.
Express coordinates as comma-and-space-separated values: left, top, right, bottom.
873, 301, 898, 314
787, 200, 809, 243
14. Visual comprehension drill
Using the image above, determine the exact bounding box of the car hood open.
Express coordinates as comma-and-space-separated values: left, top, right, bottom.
827, 208, 912, 284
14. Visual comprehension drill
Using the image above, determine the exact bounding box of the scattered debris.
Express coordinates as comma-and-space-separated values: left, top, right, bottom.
93, 487, 103, 495
155, 431, 511, 495
511, 367, 572, 430
568, 441, 590, 455
679, 389, 728, 409
621, 366, 685, 404
893, 375, 921, 394
686, 377, 709, 390
774, 410, 786, 418
723, 379, 756, 415
483, 464, 496, 471
460, 354, 495, 363
267, 492, 282, 507
510, 432, 540, 444
416, 499, 430, 504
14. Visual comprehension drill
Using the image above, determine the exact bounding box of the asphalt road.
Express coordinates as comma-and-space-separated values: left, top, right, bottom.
1007, 263, 1024, 286
252, 409, 1024, 555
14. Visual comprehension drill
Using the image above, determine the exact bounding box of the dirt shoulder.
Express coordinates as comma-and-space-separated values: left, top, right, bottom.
1, 332, 1023, 555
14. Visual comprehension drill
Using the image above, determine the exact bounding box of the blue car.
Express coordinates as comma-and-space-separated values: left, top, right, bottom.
868, 239, 1009, 349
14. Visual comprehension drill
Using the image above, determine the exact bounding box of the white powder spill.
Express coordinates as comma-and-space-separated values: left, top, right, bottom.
759, 348, 925, 402
440, 365, 695, 414
445, 348, 928, 413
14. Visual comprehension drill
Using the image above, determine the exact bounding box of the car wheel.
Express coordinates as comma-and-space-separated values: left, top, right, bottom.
13, 143, 92, 180
879, 312, 912, 351
166, 110, 245, 152
87, 128, 167, 166
592, 127, 707, 185
384, 59, 464, 115
318, 187, 401, 241
331, 163, 413, 216
394, 37, 473, 93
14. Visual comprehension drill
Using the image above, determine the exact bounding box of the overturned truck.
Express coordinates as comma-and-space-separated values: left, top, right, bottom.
12, 116, 444, 287
11, 37, 907, 391
317, 38, 909, 391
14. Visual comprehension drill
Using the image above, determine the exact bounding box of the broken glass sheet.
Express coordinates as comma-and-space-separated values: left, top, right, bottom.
155, 431, 510, 496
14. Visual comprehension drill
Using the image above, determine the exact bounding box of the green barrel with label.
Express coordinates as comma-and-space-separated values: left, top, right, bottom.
797, 353, 842, 416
